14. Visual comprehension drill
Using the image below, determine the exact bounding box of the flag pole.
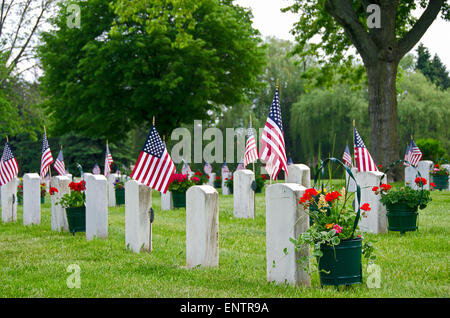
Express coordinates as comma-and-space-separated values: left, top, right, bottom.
153, 116, 156, 126
352, 120, 356, 168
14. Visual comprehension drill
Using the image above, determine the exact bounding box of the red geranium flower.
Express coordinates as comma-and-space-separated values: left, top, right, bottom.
261, 175, 267, 180
372, 186, 379, 192
299, 188, 319, 205
430, 182, 436, 188
380, 183, 392, 191
360, 203, 371, 211
414, 177, 427, 186
49, 187, 58, 195
215, 176, 221, 181
325, 191, 341, 202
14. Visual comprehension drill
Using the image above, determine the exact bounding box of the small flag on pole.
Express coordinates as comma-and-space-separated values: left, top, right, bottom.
287, 157, 293, 165
407, 140, 422, 167
181, 158, 193, 176
92, 163, 101, 175
244, 120, 258, 168
0, 142, 19, 186
130, 125, 176, 193
204, 161, 212, 175
259, 86, 288, 180
54, 149, 66, 176
40, 131, 54, 179
403, 143, 411, 166
104, 142, 114, 177
342, 144, 353, 168
236, 159, 245, 171
221, 162, 230, 175
354, 128, 377, 172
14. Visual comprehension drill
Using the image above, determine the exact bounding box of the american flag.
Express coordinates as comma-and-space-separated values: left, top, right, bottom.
92, 163, 101, 175
40, 131, 54, 178
104, 143, 114, 177
236, 159, 245, 171
342, 144, 353, 167
403, 143, 411, 166
244, 121, 258, 167
54, 149, 66, 176
181, 158, 193, 176
354, 128, 377, 172
287, 157, 293, 165
0, 142, 19, 186
204, 161, 212, 175
130, 126, 176, 193
259, 87, 288, 180
407, 140, 422, 167
221, 162, 230, 174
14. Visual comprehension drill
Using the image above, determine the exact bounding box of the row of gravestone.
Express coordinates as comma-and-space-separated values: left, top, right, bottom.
1, 161, 447, 287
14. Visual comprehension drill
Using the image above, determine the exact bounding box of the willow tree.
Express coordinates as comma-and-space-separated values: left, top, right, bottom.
284, 1, 449, 177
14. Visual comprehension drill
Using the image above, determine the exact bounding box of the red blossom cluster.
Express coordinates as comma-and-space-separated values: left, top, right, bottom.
69, 181, 86, 192
49, 187, 59, 195
325, 191, 341, 203
191, 176, 200, 183
171, 174, 188, 183
430, 182, 436, 188
261, 175, 267, 180
195, 171, 203, 176
18, 185, 23, 189
299, 188, 319, 205
373, 183, 391, 195
215, 176, 221, 181
360, 203, 371, 211
415, 177, 427, 186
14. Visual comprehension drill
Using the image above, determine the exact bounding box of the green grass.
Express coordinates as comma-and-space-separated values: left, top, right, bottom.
0, 187, 449, 298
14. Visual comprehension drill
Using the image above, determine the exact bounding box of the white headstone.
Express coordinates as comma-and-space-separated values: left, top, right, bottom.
355, 171, 388, 234
51, 176, 70, 232
286, 164, 311, 188
125, 180, 152, 253
222, 172, 232, 195
442, 164, 450, 190
186, 185, 219, 268
207, 172, 216, 187
65, 174, 73, 181
266, 183, 310, 287
161, 191, 173, 211
85, 173, 108, 240
405, 161, 433, 190
233, 169, 255, 219
107, 173, 119, 207
23, 173, 41, 226
1, 178, 18, 223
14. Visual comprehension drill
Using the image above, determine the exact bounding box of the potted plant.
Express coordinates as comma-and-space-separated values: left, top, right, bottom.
224, 176, 233, 194
57, 180, 86, 234
40, 183, 47, 204
114, 179, 125, 206
168, 174, 194, 208
193, 171, 208, 185
291, 158, 375, 287
253, 174, 267, 193
376, 177, 432, 234
213, 175, 221, 188
431, 163, 449, 191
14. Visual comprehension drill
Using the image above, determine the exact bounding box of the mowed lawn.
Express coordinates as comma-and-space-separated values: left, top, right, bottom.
0, 185, 449, 298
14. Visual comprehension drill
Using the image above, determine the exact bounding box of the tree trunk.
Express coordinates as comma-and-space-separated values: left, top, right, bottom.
366, 60, 401, 181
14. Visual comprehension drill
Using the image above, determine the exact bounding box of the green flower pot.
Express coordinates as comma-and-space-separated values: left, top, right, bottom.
318, 238, 363, 287
432, 175, 449, 191
172, 191, 186, 208
213, 180, 221, 188
17, 196, 22, 205
115, 187, 125, 206
66, 206, 86, 235
386, 203, 418, 234
41, 196, 45, 204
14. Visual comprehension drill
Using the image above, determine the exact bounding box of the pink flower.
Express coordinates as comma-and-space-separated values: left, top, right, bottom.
333, 224, 343, 234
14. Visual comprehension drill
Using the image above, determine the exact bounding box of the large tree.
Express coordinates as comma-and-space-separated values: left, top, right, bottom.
38, 0, 266, 139
284, 0, 449, 178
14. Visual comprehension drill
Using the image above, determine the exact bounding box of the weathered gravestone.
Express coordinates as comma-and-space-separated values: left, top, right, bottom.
161, 191, 173, 211
186, 185, 219, 268
107, 173, 119, 207
85, 173, 108, 240
355, 171, 388, 234
207, 173, 216, 187
51, 176, 70, 232
265, 183, 310, 287
23, 173, 41, 226
1, 178, 18, 223
221, 171, 232, 195
125, 180, 152, 253
286, 164, 311, 188
442, 164, 450, 190
233, 169, 255, 219
405, 161, 433, 190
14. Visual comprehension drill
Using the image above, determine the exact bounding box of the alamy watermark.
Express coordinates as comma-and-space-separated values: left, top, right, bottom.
66, 264, 81, 289
67, 4, 81, 29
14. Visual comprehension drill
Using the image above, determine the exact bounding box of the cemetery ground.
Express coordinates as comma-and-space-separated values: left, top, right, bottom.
0, 182, 448, 298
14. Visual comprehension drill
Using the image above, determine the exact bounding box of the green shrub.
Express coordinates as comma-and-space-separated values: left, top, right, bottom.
415, 138, 448, 161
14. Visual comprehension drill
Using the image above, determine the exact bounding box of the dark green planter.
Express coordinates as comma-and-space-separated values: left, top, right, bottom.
213, 180, 222, 188
66, 206, 86, 235
318, 238, 362, 287
227, 185, 233, 194
41, 196, 45, 204
386, 203, 418, 234
432, 175, 449, 191
255, 186, 263, 194
115, 187, 125, 206
18, 196, 22, 205
172, 191, 186, 208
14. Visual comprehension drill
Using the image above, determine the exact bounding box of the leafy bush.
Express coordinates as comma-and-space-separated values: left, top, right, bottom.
416, 138, 448, 161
